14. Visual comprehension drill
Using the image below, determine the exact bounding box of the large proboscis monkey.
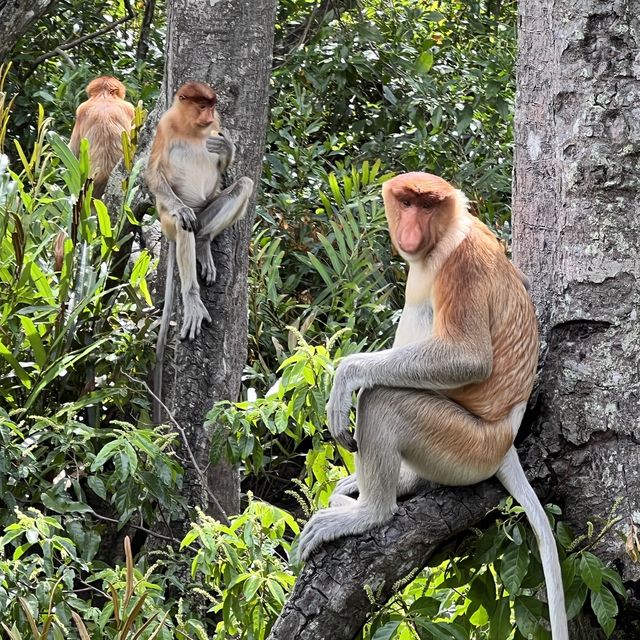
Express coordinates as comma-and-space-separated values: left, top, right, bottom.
146, 81, 254, 421
298, 173, 568, 639
69, 76, 135, 198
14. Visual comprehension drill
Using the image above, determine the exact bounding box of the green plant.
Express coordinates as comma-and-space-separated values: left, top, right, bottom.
360, 499, 626, 640
180, 500, 300, 640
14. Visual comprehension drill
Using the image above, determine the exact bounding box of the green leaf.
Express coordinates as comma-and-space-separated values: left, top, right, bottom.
41, 491, 92, 514
488, 599, 512, 640
580, 551, 603, 592
242, 575, 263, 601
590, 587, 618, 634
565, 577, 588, 621
48, 132, 82, 193
514, 595, 547, 638
87, 475, 107, 500
601, 567, 626, 598
371, 621, 401, 640
417, 50, 434, 74
0, 340, 32, 388
95, 199, 112, 237
18, 316, 47, 368
500, 542, 530, 594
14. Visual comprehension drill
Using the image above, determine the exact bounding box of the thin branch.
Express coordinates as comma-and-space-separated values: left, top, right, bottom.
28, 0, 135, 70
136, 0, 157, 63
134, 376, 231, 526
91, 511, 179, 544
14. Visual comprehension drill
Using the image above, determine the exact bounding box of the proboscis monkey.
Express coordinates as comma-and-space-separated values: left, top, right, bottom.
298, 173, 568, 640
146, 81, 254, 422
69, 76, 135, 198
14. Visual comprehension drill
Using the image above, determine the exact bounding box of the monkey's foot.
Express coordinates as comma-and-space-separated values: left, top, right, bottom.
298, 504, 395, 562
329, 494, 356, 508
199, 253, 217, 284
330, 474, 359, 503
180, 294, 212, 340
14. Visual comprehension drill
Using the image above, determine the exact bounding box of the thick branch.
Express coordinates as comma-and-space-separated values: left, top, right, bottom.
268, 481, 505, 640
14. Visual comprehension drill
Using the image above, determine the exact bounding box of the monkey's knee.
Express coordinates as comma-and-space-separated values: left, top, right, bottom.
237, 176, 254, 194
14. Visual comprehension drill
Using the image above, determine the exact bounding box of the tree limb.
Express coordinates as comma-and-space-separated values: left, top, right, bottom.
28, 0, 135, 70
268, 481, 505, 640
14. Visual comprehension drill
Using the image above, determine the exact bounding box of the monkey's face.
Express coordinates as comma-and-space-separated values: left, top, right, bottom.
383, 173, 457, 263
189, 102, 217, 134
177, 93, 219, 137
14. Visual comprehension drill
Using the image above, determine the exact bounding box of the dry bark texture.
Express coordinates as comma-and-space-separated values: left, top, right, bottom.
158, 0, 277, 528
269, 482, 504, 640
0, 0, 58, 61
513, 0, 640, 636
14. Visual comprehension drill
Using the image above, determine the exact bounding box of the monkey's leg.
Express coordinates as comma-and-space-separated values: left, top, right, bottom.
299, 388, 512, 560
193, 177, 254, 283
197, 176, 254, 239
330, 463, 424, 507
175, 225, 212, 340
195, 238, 216, 285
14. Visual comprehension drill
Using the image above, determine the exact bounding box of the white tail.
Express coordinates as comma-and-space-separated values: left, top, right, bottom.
496, 447, 569, 640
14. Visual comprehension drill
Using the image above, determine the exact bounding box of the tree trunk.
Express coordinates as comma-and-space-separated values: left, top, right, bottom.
0, 0, 58, 62
513, 0, 640, 636
157, 0, 277, 531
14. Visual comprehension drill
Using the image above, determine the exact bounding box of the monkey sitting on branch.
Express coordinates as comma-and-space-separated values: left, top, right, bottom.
298, 173, 568, 640
146, 81, 254, 422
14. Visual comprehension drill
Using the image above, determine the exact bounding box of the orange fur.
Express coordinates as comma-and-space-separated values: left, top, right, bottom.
69, 76, 135, 197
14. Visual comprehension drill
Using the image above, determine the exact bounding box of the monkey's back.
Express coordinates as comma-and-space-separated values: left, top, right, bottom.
71, 97, 134, 195
443, 220, 539, 423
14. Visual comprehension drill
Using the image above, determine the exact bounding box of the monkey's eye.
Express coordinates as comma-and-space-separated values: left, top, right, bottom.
400, 199, 411, 208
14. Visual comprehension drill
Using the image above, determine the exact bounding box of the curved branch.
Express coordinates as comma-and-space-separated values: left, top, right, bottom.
268, 480, 505, 640
28, 0, 135, 70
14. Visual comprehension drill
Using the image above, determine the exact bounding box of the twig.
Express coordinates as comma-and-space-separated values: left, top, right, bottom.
130, 375, 231, 526
91, 511, 179, 543
28, 0, 135, 70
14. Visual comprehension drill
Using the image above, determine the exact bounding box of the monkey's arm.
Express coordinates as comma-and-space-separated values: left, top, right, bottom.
327, 297, 492, 449
206, 131, 235, 172
147, 163, 198, 233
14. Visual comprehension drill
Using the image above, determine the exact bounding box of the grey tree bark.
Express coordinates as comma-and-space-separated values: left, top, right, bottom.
156, 0, 277, 531
513, 0, 640, 637
0, 0, 58, 62
270, 1, 640, 639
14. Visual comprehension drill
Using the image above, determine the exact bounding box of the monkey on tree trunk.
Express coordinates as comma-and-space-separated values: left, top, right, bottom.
146, 81, 254, 422
298, 172, 568, 640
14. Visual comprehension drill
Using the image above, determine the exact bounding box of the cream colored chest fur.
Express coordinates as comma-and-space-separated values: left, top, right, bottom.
169, 140, 221, 210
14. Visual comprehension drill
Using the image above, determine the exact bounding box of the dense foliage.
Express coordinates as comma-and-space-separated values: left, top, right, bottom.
0, 0, 625, 638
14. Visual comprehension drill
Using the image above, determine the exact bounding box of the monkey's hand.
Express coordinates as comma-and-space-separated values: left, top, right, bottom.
327, 356, 366, 451
180, 292, 212, 341
206, 133, 233, 156
175, 206, 199, 233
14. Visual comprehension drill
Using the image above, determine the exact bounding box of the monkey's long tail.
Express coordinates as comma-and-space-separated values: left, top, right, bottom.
496, 447, 569, 640
153, 242, 175, 425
